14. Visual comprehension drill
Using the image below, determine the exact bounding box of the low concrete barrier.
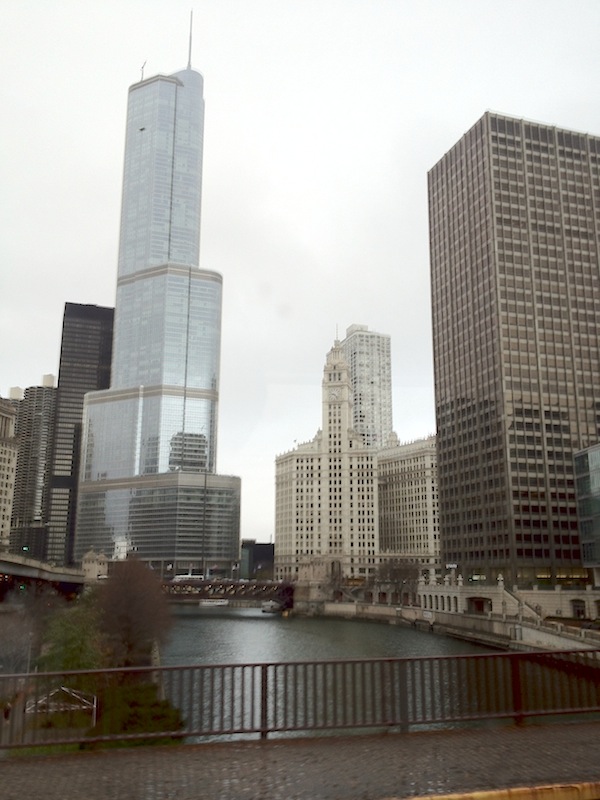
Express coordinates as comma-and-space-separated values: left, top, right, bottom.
319, 602, 598, 651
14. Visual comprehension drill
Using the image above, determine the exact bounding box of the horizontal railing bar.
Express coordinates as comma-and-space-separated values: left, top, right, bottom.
1, 650, 599, 749
2, 648, 599, 681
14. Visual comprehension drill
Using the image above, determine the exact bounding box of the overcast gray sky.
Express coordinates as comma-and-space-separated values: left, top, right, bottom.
2, 0, 600, 542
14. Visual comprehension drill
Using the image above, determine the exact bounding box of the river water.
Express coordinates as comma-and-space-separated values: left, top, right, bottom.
162, 607, 494, 666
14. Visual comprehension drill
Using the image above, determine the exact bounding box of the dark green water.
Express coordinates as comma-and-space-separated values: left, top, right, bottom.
163, 607, 494, 666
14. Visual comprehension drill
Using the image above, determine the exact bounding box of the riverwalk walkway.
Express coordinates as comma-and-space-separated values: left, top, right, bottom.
2, 720, 600, 800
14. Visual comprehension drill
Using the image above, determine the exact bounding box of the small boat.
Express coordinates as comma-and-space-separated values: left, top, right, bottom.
261, 600, 282, 614
198, 598, 229, 607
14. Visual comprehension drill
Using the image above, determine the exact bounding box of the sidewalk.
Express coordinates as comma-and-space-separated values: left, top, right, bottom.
1, 721, 600, 800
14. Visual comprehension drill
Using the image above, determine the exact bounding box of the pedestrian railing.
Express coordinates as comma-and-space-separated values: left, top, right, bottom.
1, 649, 599, 749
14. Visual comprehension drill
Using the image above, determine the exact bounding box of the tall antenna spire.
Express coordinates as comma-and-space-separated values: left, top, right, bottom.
187, 9, 193, 69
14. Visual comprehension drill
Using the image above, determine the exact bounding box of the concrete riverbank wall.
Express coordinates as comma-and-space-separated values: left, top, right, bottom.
292, 559, 600, 651
313, 601, 600, 651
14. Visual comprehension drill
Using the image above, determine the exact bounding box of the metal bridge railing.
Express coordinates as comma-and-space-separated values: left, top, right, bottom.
1, 649, 599, 749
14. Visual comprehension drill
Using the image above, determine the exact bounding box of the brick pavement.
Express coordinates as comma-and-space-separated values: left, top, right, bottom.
1, 721, 600, 800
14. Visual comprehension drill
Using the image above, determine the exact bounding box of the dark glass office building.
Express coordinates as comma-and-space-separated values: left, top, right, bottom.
429, 112, 600, 586
46, 303, 114, 565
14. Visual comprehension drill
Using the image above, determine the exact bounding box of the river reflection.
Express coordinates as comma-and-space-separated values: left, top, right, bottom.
163, 608, 494, 666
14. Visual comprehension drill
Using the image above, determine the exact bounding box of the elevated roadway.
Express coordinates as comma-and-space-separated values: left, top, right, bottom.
0, 552, 84, 599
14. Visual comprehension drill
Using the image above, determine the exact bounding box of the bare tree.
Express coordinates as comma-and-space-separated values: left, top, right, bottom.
96, 559, 172, 667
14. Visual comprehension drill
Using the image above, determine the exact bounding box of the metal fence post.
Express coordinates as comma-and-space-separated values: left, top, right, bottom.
510, 656, 524, 726
397, 660, 410, 732
260, 664, 269, 740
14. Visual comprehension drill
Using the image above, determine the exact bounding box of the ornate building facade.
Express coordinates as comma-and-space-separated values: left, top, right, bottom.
275, 341, 378, 581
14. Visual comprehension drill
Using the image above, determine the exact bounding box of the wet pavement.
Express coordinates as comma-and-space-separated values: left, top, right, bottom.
2, 721, 600, 800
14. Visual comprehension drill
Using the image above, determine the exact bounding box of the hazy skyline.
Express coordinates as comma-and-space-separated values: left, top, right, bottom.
3, 0, 600, 542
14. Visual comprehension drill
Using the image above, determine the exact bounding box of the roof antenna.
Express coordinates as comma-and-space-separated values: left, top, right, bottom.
187, 9, 193, 69
140, 61, 147, 81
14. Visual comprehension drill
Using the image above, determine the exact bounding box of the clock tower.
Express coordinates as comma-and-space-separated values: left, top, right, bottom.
322, 340, 353, 442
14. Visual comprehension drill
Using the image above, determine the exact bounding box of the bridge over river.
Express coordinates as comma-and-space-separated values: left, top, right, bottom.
164, 577, 294, 608
0, 556, 294, 609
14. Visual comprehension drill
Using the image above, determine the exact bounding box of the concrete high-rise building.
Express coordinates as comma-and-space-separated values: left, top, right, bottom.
10, 378, 56, 559
0, 399, 18, 551
75, 60, 240, 575
429, 111, 600, 586
46, 303, 114, 566
340, 325, 393, 449
378, 435, 439, 578
275, 340, 378, 581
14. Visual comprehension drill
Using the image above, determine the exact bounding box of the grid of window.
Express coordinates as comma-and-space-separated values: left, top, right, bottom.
341, 325, 393, 448
11, 387, 56, 531
429, 112, 600, 585
378, 436, 439, 571
75, 473, 240, 566
46, 304, 113, 566
574, 445, 600, 575
0, 401, 17, 549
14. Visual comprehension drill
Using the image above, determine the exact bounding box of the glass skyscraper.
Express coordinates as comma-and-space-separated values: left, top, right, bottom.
75, 66, 240, 575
